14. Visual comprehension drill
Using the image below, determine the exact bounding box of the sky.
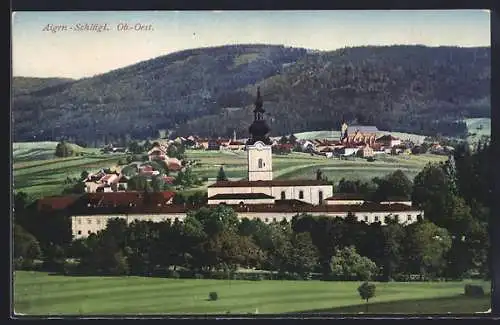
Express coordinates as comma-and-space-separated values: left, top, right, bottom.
12, 10, 490, 79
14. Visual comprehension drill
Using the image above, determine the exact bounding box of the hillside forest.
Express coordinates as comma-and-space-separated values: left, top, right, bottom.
12, 44, 490, 146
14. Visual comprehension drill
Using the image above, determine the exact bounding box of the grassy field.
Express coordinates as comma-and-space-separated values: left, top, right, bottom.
13, 142, 126, 199
13, 271, 490, 315
12, 140, 447, 200
186, 149, 447, 184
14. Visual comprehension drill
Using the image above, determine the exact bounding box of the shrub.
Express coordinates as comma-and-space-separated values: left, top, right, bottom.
169, 270, 180, 279
358, 282, 376, 312
250, 274, 263, 281
464, 284, 485, 297
209, 291, 218, 301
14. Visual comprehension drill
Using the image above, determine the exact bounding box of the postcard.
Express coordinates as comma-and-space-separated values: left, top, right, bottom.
11, 10, 492, 317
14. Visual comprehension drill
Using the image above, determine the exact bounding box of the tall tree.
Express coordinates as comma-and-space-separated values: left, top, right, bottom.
217, 166, 228, 181
404, 220, 452, 278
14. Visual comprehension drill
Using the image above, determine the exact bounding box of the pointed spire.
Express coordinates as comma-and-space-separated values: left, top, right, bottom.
254, 87, 264, 113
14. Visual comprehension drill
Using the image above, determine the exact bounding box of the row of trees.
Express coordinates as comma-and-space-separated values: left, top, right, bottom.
25, 205, 450, 280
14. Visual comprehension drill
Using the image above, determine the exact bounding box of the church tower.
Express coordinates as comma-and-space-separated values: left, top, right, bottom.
246, 87, 273, 181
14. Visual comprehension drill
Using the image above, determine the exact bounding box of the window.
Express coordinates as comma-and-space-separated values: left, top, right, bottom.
407, 215, 412, 221
77, 230, 82, 235
78, 219, 82, 225
87, 219, 92, 225
318, 191, 323, 204
265, 218, 269, 223
281, 191, 286, 200
394, 214, 399, 222
273, 218, 277, 222
87, 230, 92, 235
364, 216, 369, 222
374, 216, 379, 222
258, 158, 263, 168
96, 219, 101, 225
299, 191, 304, 199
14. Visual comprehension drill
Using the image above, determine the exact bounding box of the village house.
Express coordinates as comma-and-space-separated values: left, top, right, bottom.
167, 160, 183, 172
84, 170, 120, 193
148, 144, 168, 161
227, 140, 246, 151
197, 138, 210, 150
358, 144, 374, 158
376, 134, 401, 148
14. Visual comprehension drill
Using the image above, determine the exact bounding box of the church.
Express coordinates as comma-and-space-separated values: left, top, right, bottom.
207, 88, 333, 206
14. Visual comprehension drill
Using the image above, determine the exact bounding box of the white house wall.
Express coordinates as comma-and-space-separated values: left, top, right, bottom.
325, 200, 365, 205
247, 144, 273, 181
208, 185, 333, 206
71, 210, 422, 239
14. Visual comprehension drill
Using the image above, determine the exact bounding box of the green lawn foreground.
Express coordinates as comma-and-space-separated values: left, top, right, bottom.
13, 271, 490, 316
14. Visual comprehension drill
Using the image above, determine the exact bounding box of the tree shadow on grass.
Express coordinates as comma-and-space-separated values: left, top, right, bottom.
294, 294, 491, 315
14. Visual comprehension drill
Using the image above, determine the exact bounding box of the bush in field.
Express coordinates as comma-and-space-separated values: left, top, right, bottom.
209, 291, 218, 301
55, 141, 74, 158
464, 284, 485, 297
358, 282, 376, 312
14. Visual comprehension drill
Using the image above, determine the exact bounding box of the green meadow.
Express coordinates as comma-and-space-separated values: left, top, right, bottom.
13, 142, 126, 199
186, 149, 447, 183
13, 271, 490, 315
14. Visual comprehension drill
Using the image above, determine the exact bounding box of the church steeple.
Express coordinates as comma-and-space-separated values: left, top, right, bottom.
254, 87, 265, 120
247, 87, 271, 145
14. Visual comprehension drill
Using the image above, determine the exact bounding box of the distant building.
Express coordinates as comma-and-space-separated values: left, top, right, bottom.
148, 145, 168, 161
343, 124, 378, 146
376, 134, 401, 148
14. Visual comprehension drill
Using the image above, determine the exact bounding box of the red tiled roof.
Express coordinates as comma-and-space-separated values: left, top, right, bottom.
275, 143, 294, 149
208, 193, 275, 200
68, 201, 422, 216
37, 195, 81, 211
81, 191, 176, 208
376, 134, 400, 141
208, 179, 331, 188
325, 193, 366, 201
168, 162, 182, 171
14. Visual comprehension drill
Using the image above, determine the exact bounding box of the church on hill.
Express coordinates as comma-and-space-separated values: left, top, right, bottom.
207, 87, 333, 206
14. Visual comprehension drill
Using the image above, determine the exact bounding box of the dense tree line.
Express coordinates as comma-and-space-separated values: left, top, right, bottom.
13, 45, 489, 143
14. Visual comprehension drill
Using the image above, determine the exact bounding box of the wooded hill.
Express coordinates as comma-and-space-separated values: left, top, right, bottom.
12, 44, 490, 145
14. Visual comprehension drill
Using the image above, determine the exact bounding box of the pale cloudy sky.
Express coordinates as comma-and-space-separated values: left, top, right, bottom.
12, 10, 490, 79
